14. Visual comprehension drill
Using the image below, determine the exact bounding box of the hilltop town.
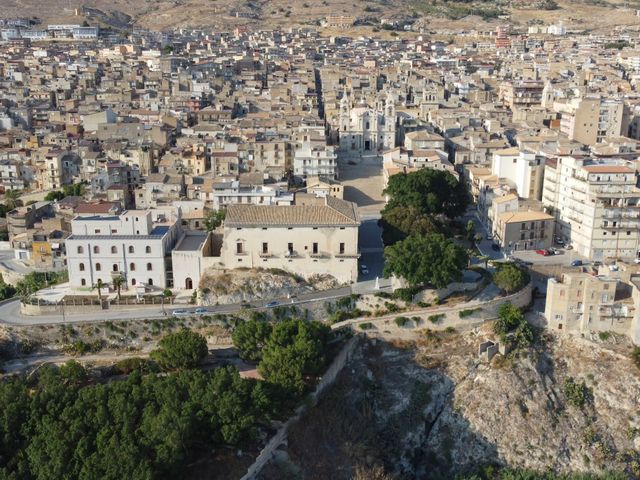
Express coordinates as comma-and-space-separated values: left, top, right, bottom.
0, 5, 639, 480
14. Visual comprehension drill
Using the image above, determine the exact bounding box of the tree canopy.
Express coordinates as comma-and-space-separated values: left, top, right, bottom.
383, 233, 468, 288
232, 319, 273, 362
204, 209, 226, 231
0, 362, 272, 479
379, 204, 443, 245
382, 168, 470, 220
493, 263, 528, 294
150, 329, 209, 370
257, 319, 331, 396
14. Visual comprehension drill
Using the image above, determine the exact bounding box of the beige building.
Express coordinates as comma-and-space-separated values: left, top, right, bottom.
545, 270, 640, 343
494, 210, 554, 252
556, 97, 624, 146
220, 196, 360, 283
542, 156, 640, 261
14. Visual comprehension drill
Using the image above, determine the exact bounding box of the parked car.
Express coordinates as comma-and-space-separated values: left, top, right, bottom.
634, 258, 640, 264
172, 309, 189, 316
266, 300, 280, 308
360, 264, 369, 275
194, 307, 209, 315
565, 244, 573, 250
535, 249, 550, 256
570, 260, 583, 267
491, 243, 500, 251
554, 236, 565, 246
593, 261, 602, 267
608, 264, 619, 272
549, 248, 560, 255
486, 234, 494, 240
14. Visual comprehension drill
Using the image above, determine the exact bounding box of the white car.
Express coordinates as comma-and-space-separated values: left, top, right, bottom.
360, 264, 369, 275
634, 258, 640, 264
172, 309, 190, 316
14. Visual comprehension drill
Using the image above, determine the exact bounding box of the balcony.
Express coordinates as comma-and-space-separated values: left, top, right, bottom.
335, 250, 361, 259
259, 251, 272, 258
309, 251, 328, 259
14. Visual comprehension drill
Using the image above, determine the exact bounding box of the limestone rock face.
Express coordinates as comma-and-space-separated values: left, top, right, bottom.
199, 268, 340, 305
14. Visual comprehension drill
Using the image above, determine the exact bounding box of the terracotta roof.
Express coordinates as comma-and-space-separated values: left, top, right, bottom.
498, 210, 553, 223
225, 197, 359, 227
582, 165, 634, 174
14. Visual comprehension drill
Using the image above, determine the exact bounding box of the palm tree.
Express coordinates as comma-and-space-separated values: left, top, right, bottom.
4, 189, 22, 210
93, 279, 106, 303
112, 276, 124, 301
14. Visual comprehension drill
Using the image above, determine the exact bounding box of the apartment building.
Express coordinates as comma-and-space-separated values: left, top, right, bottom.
494, 210, 554, 252
221, 196, 360, 283
542, 156, 640, 261
556, 97, 624, 146
293, 127, 338, 180
66, 209, 182, 290
545, 270, 639, 343
491, 148, 546, 200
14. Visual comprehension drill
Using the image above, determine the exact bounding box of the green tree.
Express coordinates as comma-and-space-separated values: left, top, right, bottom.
0, 282, 16, 300
44, 190, 65, 202
465, 220, 475, 242
493, 263, 527, 294
383, 233, 468, 288
232, 319, 273, 362
150, 329, 208, 370
62, 183, 86, 197
204, 209, 226, 231
379, 204, 442, 245
258, 320, 330, 396
58, 360, 88, 386
93, 278, 106, 303
382, 168, 469, 219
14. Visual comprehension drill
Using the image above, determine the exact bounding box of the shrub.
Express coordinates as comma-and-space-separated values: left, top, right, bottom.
598, 331, 611, 341
459, 308, 480, 318
564, 377, 592, 409
632, 347, 640, 370
384, 301, 400, 313
493, 263, 528, 294
417, 301, 431, 308
359, 322, 374, 330
394, 316, 410, 327
393, 286, 420, 303
114, 357, 150, 374
428, 314, 445, 324
445, 326, 456, 334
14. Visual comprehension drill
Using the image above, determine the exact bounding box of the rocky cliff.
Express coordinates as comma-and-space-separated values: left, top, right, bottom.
262, 327, 640, 479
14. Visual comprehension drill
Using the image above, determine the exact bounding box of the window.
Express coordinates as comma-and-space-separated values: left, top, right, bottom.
95, 263, 101, 271
262, 242, 268, 254
94, 229, 101, 234
313, 242, 318, 254
112, 264, 119, 272
111, 246, 117, 254
131, 278, 136, 285
339, 242, 345, 254
236, 242, 243, 254
81, 278, 86, 286
93, 246, 99, 254
146, 263, 152, 271
145, 246, 151, 254
129, 246, 135, 254
288, 243, 293, 254
148, 278, 153, 286
130, 263, 135, 271
77, 246, 84, 254
79, 263, 85, 271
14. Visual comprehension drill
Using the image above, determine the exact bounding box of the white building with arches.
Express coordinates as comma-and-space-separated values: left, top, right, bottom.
65, 209, 182, 290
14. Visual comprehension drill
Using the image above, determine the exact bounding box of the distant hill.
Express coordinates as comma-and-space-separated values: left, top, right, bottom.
1, 0, 639, 33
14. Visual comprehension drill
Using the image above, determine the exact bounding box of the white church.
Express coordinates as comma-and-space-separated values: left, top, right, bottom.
336, 88, 397, 155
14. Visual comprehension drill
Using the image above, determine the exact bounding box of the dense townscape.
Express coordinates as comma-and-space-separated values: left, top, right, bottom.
0, 4, 639, 479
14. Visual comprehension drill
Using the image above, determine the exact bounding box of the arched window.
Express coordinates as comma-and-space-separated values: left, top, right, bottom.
146, 263, 152, 271
81, 278, 86, 286
128, 245, 134, 254
148, 278, 153, 286
77, 246, 84, 254
95, 263, 101, 271
93, 246, 99, 254
79, 263, 85, 272
131, 278, 136, 285
111, 246, 117, 254
112, 264, 118, 272
145, 246, 151, 254
129, 263, 135, 271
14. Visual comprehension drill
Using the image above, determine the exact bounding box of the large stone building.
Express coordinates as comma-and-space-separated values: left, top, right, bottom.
66, 209, 182, 290
542, 157, 640, 261
337, 89, 396, 155
220, 196, 360, 283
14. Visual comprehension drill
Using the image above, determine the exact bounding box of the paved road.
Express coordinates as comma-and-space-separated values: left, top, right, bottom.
0, 249, 33, 275
0, 286, 358, 326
